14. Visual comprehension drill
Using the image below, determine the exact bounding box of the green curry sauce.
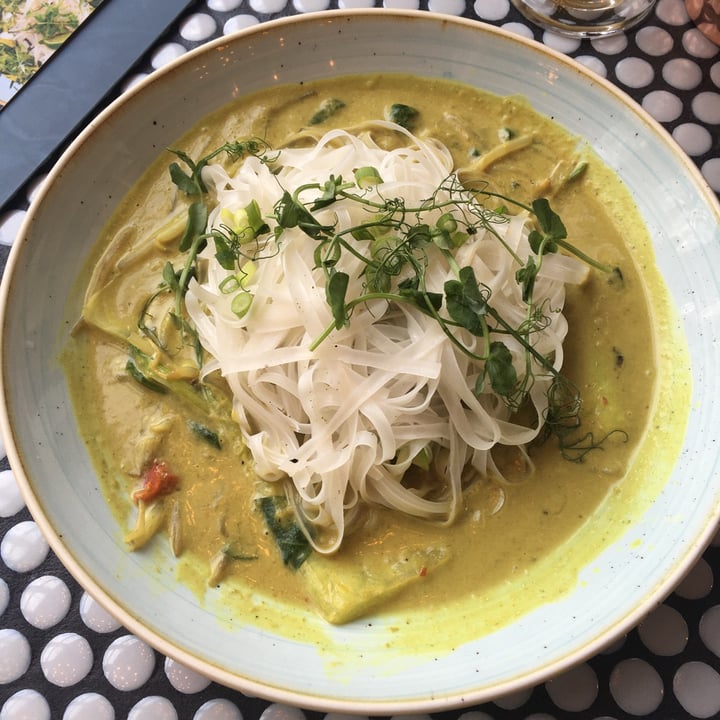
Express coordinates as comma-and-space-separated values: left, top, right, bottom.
63, 74, 689, 640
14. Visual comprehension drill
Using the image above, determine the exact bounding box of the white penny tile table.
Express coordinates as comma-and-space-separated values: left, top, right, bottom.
1, 1, 719, 718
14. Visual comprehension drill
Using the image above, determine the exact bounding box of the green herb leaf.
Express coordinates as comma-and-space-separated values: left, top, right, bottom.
168, 161, 198, 195
213, 233, 236, 270
169, 140, 269, 198
406, 223, 433, 249
532, 198, 567, 241
187, 420, 221, 449
274, 191, 333, 241
257, 496, 312, 569
126, 358, 167, 394
168, 148, 206, 194
310, 175, 344, 211
567, 160, 588, 182
309, 98, 345, 125
327, 271, 350, 328
162, 261, 180, 291
484, 341, 518, 396
386, 103, 419, 130
444, 266, 489, 336
515, 256, 538, 303
179, 201, 208, 253
366, 262, 392, 294
528, 229, 547, 255
398, 286, 443, 315
222, 544, 258, 561
351, 226, 375, 242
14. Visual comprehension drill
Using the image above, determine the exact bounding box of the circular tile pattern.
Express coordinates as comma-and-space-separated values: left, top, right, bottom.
699, 603, 720, 656
574, 54, 608, 76
195, 699, 244, 719
0, 470, 23, 518
609, 658, 665, 715
637, 603, 689, 655
492, 687, 533, 710
207, 0, 244, 11
127, 696, 178, 720
164, 657, 212, 694
692, 91, 720, 123
616, 56, 656, 86
0, 520, 49, 572
223, 15, 261, 33
502, 21, 534, 39
474, 0, 511, 22
592, 34, 629, 54
663, 56, 704, 88
294, 0, 332, 11
20, 575, 72, 629
0, 2, 718, 719
0, 578, 9, 616
543, 31, 581, 53
40, 633, 94, 687
428, 0, 466, 14
655, 0, 690, 26
682, 27, 720, 58
674, 122, 713, 155
643, 88, 685, 121
635, 24, 675, 55
0, 629, 31, 684
703, 157, 720, 192
383, 0, 421, 8
180, 13, 218, 41
544, 663, 598, 712
102, 636, 156, 692
78, 592, 122, 634
62, 692, 116, 720
250, 0, 289, 12
0, 210, 24, 247
712, 61, 720, 87
674, 556, 714, 599
673, 662, 720, 718
150, 42, 188, 69
0, 690, 51, 720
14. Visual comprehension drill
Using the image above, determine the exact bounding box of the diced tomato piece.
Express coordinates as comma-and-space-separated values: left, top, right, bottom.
133, 460, 179, 503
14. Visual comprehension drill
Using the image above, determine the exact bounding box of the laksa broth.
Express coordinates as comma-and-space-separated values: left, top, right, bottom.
63, 74, 688, 633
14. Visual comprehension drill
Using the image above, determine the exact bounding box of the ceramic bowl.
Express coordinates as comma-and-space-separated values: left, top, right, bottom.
2, 10, 719, 713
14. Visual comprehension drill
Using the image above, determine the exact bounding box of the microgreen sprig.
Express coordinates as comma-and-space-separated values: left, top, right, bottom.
135, 141, 272, 371
257, 167, 620, 457
156, 138, 623, 460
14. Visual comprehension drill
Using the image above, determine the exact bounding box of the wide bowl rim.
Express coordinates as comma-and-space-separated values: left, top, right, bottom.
1, 8, 719, 714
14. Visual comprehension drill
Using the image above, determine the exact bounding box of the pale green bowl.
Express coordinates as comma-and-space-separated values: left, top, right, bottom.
1, 9, 719, 713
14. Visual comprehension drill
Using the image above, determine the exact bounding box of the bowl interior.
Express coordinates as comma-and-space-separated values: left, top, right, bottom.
2, 10, 720, 713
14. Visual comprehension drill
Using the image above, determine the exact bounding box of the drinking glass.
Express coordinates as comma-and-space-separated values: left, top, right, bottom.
511, 0, 657, 37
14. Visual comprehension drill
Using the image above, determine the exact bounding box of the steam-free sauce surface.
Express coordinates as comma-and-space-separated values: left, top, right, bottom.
63, 74, 687, 635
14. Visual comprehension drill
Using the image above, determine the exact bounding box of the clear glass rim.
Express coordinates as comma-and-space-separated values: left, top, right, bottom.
511, 0, 657, 37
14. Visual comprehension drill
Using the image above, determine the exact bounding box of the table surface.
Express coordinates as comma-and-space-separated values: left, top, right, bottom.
1, 1, 719, 719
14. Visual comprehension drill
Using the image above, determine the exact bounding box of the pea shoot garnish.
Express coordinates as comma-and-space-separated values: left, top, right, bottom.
155, 132, 618, 460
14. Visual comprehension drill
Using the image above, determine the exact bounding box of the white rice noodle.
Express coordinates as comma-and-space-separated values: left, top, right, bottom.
185, 123, 588, 553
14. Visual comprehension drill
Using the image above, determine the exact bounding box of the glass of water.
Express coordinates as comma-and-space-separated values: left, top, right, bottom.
511, 0, 657, 37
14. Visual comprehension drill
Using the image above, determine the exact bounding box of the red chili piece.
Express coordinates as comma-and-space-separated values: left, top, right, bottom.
133, 460, 179, 503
